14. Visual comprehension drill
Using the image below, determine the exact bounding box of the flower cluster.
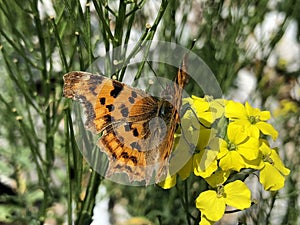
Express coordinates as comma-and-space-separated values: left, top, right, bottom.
159, 96, 290, 225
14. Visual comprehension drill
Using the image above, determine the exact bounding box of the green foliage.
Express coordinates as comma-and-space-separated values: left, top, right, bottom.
0, 0, 299, 225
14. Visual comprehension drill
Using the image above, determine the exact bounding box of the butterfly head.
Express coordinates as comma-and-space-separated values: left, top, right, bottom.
158, 100, 175, 119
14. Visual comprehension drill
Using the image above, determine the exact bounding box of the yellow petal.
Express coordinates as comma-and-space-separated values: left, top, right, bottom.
260, 163, 285, 191
245, 102, 256, 115
227, 123, 247, 144
200, 214, 216, 225
158, 175, 177, 189
193, 151, 218, 178
219, 151, 245, 171
237, 136, 259, 160
256, 122, 278, 140
197, 127, 214, 150
259, 111, 271, 120
205, 170, 230, 187
194, 98, 210, 114
225, 101, 247, 120
271, 149, 290, 176
247, 125, 260, 139
196, 190, 226, 221
224, 180, 251, 209
218, 138, 229, 159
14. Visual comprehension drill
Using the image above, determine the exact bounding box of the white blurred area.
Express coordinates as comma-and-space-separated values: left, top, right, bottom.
91, 186, 130, 225
228, 12, 300, 104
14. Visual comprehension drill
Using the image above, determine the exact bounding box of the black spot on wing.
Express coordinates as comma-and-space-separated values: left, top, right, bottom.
128, 96, 135, 104
104, 114, 114, 123
131, 91, 137, 98
128, 91, 138, 104
124, 122, 132, 132
125, 165, 133, 173
88, 74, 105, 96
88, 74, 105, 85
106, 104, 114, 112
115, 164, 122, 169
130, 142, 141, 152
121, 151, 129, 159
112, 152, 117, 159
120, 105, 129, 117
99, 97, 106, 105
110, 80, 124, 98
130, 156, 138, 165
133, 128, 139, 137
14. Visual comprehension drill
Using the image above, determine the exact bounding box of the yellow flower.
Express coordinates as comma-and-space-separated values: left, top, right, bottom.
273, 99, 298, 118
259, 142, 290, 191
189, 95, 226, 126
217, 123, 260, 171
196, 180, 251, 221
193, 132, 219, 178
190, 95, 212, 127
225, 101, 278, 140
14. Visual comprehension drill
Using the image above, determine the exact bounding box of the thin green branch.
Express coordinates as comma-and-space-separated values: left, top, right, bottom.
0, 29, 42, 70
1, 47, 41, 114
92, 0, 116, 44
119, 0, 169, 81
125, 0, 146, 18
51, 17, 69, 72
85, 3, 93, 66
64, 107, 73, 225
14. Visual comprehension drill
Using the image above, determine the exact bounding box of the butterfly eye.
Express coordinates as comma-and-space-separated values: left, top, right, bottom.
158, 101, 174, 118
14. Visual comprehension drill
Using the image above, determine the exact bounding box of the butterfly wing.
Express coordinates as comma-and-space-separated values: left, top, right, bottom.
63, 72, 149, 133
155, 55, 189, 181
99, 99, 174, 184
63, 72, 175, 184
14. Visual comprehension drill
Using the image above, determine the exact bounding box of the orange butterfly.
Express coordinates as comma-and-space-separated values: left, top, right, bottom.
63, 56, 189, 185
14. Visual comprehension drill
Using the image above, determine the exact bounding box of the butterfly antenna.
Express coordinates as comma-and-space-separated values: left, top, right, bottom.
175, 39, 197, 87
175, 53, 189, 89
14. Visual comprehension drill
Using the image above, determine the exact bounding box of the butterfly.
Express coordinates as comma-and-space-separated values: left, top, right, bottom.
63, 56, 189, 185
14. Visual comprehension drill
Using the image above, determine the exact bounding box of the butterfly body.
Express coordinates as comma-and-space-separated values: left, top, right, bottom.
63, 58, 188, 185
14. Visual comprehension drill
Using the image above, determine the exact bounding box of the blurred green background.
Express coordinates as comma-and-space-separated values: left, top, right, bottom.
0, 0, 299, 224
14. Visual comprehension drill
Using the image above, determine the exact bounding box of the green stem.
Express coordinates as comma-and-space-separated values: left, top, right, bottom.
132, 0, 170, 80
65, 107, 73, 225
0, 47, 41, 114
51, 17, 69, 71
92, 0, 116, 44
119, 0, 169, 81
76, 169, 102, 225
86, 2, 93, 66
